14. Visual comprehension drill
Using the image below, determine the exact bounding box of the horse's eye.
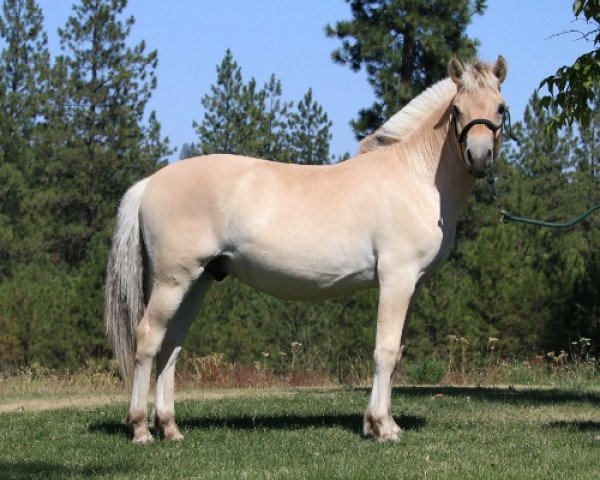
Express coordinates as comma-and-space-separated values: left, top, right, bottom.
452, 105, 461, 117
498, 104, 506, 115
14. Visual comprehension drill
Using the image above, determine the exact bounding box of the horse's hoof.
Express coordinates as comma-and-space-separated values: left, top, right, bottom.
162, 424, 184, 441
132, 430, 154, 444
364, 413, 402, 442
375, 429, 402, 442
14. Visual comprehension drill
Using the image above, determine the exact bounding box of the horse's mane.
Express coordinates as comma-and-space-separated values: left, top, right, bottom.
359, 60, 500, 154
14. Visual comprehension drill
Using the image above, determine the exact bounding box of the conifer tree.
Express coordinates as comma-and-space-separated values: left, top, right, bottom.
557, 86, 600, 349
0, 0, 49, 277
253, 74, 291, 161
193, 51, 293, 161
193, 49, 246, 155
287, 88, 332, 165
326, 0, 486, 139
44, 0, 168, 265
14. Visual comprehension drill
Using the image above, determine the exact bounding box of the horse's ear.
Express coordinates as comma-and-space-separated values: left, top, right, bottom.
448, 58, 463, 85
493, 55, 507, 84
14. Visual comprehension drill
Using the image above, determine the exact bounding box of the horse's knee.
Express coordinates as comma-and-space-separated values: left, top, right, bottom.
135, 316, 165, 361
374, 344, 404, 370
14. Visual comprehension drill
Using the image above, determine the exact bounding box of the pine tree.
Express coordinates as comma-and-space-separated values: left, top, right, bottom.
573, 84, 600, 197
252, 74, 291, 161
559, 85, 600, 349
287, 88, 332, 165
42, 0, 168, 265
193, 49, 246, 155
326, 0, 486, 139
193, 51, 292, 161
0, 0, 49, 277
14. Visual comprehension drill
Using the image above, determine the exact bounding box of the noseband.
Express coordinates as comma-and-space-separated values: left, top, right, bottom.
454, 109, 519, 146
456, 118, 502, 145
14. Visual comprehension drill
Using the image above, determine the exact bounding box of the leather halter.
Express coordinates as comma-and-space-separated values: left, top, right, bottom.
455, 116, 503, 145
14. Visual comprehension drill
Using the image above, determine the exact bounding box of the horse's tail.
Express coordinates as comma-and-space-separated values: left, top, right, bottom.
105, 177, 150, 385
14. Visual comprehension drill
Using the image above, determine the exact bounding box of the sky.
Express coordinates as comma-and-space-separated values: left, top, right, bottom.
36, 1, 592, 161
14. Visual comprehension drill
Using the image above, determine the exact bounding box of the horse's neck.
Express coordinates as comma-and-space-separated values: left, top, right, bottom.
435, 135, 476, 225
400, 105, 476, 224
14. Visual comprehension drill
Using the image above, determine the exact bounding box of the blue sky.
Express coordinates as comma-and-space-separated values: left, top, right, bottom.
37, 1, 591, 160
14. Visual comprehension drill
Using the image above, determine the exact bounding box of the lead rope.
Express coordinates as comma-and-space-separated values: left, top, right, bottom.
486, 170, 505, 222
487, 163, 600, 228
487, 110, 600, 228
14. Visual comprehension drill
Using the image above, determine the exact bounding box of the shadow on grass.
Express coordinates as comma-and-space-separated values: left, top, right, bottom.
89, 420, 130, 437
383, 386, 600, 405
88, 385, 599, 439
0, 461, 129, 480
89, 413, 426, 437
546, 420, 600, 432
180, 412, 425, 434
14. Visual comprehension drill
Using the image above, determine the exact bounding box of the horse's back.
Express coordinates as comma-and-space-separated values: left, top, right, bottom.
138, 154, 383, 297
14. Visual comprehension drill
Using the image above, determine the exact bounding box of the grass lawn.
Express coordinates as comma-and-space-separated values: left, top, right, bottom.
1, 385, 600, 479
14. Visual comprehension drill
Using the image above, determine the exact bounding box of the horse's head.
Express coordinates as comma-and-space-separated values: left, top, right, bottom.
448, 56, 507, 179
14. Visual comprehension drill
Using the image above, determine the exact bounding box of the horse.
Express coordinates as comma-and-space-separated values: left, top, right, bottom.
105, 56, 508, 443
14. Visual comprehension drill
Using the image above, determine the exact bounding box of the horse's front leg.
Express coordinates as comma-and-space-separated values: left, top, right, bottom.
364, 270, 415, 442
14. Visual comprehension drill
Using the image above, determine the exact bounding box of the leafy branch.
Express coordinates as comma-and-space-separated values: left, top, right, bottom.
539, 0, 600, 133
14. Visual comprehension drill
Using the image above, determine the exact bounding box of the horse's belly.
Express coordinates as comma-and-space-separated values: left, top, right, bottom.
221, 249, 377, 300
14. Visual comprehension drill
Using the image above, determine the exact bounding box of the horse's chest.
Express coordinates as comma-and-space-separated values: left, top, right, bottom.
418, 222, 456, 275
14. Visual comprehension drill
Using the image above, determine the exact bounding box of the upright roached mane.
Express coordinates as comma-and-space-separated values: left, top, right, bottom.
105, 56, 508, 443
359, 60, 505, 154
358, 79, 457, 154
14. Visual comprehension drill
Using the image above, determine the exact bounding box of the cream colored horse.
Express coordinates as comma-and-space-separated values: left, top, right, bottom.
105, 56, 508, 443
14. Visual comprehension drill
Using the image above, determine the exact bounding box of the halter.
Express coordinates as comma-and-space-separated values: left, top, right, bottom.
454, 108, 519, 146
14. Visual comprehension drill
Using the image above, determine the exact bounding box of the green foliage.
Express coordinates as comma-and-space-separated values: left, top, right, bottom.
325, 0, 486, 138
0, 0, 598, 380
185, 278, 377, 380
539, 0, 600, 132
189, 50, 332, 164
40, 0, 169, 266
0, 0, 167, 372
0, 0, 50, 276
403, 356, 446, 384
407, 88, 600, 362
0, 250, 110, 371
287, 88, 333, 165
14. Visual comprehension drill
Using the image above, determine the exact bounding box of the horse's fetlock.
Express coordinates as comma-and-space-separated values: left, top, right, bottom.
155, 412, 183, 441
364, 410, 401, 442
126, 409, 147, 427
127, 409, 153, 443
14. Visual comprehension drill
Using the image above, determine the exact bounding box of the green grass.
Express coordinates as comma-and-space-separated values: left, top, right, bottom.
2, 386, 600, 479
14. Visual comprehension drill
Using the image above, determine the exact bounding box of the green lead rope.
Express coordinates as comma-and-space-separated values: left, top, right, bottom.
486, 170, 600, 229
485, 111, 599, 229
500, 203, 600, 228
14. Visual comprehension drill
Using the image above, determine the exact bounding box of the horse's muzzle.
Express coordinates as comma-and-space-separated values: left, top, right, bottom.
464, 139, 493, 179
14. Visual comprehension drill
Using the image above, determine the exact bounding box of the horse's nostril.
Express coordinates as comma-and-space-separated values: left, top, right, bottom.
466, 149, 473, 166
486, 149, 493, 165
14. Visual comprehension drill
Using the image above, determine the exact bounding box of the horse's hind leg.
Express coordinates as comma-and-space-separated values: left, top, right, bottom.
126, 269, 199, 443
154, 273, 214, 440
